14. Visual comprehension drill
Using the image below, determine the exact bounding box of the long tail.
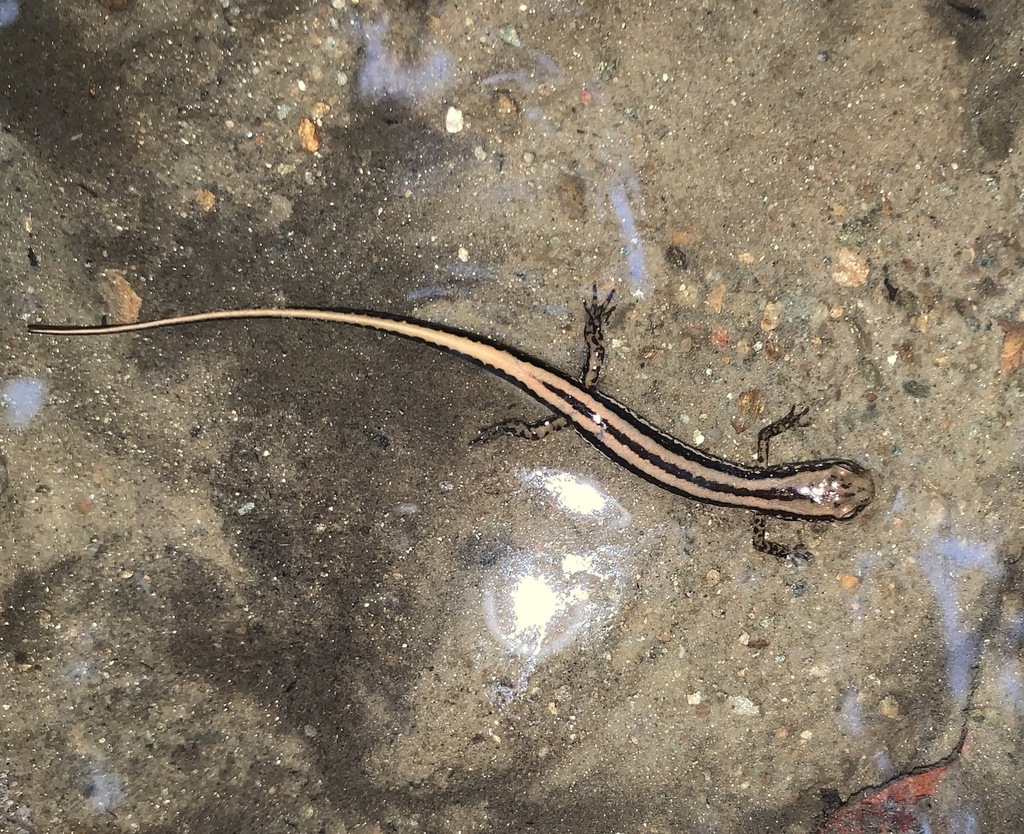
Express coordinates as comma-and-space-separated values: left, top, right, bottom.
28, 308, 447, 340
26, 307, 574, 406
28, 307, 515, 362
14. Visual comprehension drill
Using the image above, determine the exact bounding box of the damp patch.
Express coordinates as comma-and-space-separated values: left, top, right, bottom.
2, 377, 46, 429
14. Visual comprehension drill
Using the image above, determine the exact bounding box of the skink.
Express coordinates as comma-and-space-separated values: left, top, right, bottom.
28, 290, 875, 559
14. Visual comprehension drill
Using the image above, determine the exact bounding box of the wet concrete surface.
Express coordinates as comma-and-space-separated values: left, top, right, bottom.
2, 0, 1023, 831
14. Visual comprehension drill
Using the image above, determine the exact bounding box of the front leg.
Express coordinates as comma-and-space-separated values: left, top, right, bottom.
581, 284, 616, 389
473, 284, 615, 445
752, 514, 812, 562
752, 405, 813, 563
757, 404, 811, 464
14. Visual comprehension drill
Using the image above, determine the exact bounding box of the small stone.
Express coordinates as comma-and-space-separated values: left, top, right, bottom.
675, 283, 698, 306
264, 194, 294, 228
728, 695, 761, 716
999, 320, 1024, 374
445, 106, 464, 134
706, 283, 726, 313
664, 244, 689, 270
760, 300, 783, 331
879, 694, 901, 719
498, 24, 522, 47
298, 117, 320, 152
98, 269, 142, 324
494, 90, 519, 119
556, 172, 587, 221
195, 189, 217, 212
736, 389, 765, 418
831, 247, 869, 287
836, 572, 860, 590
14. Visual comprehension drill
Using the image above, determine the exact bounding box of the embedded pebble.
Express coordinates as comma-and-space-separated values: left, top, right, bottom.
664, 244, 689, 269
298, 117, 320, 153
445, 106, 464, 134
999, 320, 1024, 374
494, 90, 519, 119
736, 389, 765, 417
263, 194, 294, 229
706, 282, 726, 313
879, 694, 902, 719
498, 24, 522, 47
831, 247, 869, 287
195, 189, 217, 212
836, 572, 860, 591
728, 695, 761, 716
760, 301, 783, 331
98, 269, 142, 324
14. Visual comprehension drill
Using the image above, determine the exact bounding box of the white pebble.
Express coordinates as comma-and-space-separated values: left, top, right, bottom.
445, 106, 464, 134
728, 695, 761, 716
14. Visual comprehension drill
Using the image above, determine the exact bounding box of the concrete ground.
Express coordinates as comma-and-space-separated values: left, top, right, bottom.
1, 0, 1022, 831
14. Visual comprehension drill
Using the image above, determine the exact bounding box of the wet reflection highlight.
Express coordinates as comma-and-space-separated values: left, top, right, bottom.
920, 536, 1001, 706
608, 180, 650, 296
2, 377, 46, 429
356, 19, 451, 103
518, 467, 630, 526
477, 467, 635, 696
